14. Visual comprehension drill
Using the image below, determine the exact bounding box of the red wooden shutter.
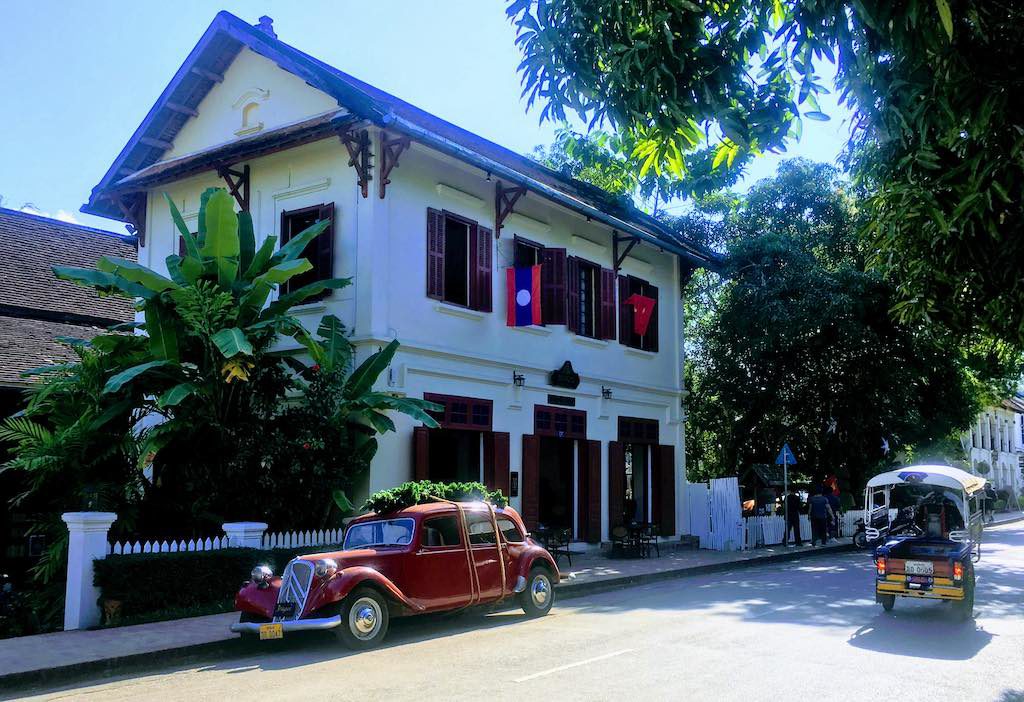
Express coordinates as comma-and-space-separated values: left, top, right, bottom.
608, 441, 625, 529
654, 444, 675, 535
426, 208, 445, 299
645, 283, 659, 352
618, 275, 633, 346
470, 224, 493, 312
600, 267, 616, 340
315, 203, 335, 286
586, 440, 602, 544
489, 431, 510, 497
521, 434, 540, 530
413, 426, 430, 481
541, 247, 567, 324
566, 256, 580, 333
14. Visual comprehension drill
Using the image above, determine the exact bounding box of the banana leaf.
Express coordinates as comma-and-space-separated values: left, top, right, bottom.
344, 339, 400, 400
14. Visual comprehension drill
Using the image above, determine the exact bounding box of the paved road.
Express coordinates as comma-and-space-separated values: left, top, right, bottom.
11, 523, 1024, 702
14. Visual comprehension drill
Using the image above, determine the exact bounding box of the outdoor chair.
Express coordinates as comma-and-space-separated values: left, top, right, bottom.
611, 524, 640, 558
638, 523, 660, 558
543, 527, 573, 567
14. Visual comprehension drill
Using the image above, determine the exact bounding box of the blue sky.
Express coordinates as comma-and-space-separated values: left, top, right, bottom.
0, 1, 852, 232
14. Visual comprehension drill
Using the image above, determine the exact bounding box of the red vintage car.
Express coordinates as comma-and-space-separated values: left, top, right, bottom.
231, 502, 559, 648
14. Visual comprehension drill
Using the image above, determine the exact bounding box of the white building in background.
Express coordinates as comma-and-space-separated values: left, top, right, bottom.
80, 12, 721, 544
962, 396, 1024, 497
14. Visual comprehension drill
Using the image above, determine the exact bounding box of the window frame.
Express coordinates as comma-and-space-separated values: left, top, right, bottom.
280, 202, 335, 299
420, 515, 463, 549
465, 512, 499, 546
426, 208, 492, 312
495, 516, 524, 543
342, 518, 415, 550
619, 274, 659, 352
424, 393, 493, 431
572, 256, 602, 339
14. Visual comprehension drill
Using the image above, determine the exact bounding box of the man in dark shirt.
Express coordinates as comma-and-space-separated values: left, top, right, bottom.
783, 490, 803, 546
808, 488, 835, 546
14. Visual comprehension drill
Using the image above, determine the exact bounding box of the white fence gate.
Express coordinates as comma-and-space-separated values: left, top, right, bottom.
686, 482, 710, 548
707, 477, 745, 551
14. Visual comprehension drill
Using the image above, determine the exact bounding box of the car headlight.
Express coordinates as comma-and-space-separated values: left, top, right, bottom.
251, 565, 273, 584
314, 559, 338, 578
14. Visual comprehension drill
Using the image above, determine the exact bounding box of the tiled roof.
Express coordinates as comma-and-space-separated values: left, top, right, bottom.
82, 11, 721, 270
0, 207, 136, 322
0, 316, 108, 385
0, 208, 136, 384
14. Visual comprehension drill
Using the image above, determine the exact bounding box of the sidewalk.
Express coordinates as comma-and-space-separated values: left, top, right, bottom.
0, 539, 854, 692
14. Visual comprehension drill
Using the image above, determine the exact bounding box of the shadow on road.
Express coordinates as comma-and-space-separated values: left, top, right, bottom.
196, 524, 1024, 677
847, 613, 993, 660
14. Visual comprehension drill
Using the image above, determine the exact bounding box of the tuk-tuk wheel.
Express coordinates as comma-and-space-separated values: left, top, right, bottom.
952, 566, 975, 621
880, 594, 895, 612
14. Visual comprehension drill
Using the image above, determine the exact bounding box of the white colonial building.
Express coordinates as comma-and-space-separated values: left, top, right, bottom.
81, 13, 719, 544
962, 396, 1024, 497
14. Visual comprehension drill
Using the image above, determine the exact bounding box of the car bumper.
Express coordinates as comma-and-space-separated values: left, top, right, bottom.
876, 581, 964, 600
230, 614, 343, 634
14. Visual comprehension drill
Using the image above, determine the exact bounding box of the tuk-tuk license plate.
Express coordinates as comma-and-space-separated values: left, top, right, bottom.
905, 560, 934, 575
259, 623, 283, 640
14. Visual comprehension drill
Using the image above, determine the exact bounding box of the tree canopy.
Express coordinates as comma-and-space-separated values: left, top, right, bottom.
508, 0, 1024, 349
682, 160, 1017, 491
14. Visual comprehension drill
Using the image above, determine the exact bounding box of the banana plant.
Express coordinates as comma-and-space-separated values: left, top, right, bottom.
54, 188, 350, 434
287, 315, 442, 514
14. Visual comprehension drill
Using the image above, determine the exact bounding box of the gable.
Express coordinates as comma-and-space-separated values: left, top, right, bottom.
164, 48, 338, 160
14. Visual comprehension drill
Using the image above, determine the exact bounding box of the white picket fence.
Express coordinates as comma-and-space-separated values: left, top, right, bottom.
742, 510, 864, 548
108, 528, 344, 556
261, 529, 344, 549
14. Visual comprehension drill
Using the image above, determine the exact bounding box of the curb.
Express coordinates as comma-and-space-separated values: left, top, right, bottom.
556, 543, 857, 601
0, 637, 248, 697
0, 543, 856, 695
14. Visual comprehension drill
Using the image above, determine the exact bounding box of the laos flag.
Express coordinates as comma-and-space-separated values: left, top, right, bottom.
506, 265, 542, 326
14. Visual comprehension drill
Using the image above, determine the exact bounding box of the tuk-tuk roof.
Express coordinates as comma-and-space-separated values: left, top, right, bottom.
866, 465, 987, 494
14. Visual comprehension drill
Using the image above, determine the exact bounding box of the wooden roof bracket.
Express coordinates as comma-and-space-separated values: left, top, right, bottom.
495, 180, 527, 238
340, 127, 373, 198
378, 130, 411, 199
612, 231, 639, 275
217, 164, 250, 211
111, 193, 147, 246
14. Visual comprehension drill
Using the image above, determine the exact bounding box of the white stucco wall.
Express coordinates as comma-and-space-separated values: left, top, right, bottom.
137, 54, 689, 541
164, 48, 338, 161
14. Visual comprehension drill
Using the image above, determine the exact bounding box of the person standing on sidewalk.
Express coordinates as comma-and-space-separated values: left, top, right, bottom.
783, 490, 804, 546
808, 487, 834, 547
826, 487, 841, 542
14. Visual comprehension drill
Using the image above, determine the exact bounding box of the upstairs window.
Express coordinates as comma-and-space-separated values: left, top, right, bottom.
619, 275, 659, 352
427, 209, 492, 311
280, 203, 335, 298
513, 237, 614, 334
567, 256, 615, 339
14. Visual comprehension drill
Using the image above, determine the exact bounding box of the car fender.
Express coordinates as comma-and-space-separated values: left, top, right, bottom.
235, 578, 281, 619
518, 547, 560, 582
307, 566, 424, 614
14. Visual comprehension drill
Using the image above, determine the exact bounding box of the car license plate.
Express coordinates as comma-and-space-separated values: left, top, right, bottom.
273, 602, 296, 619
259, 623, 283, 640
905, 560, 934, 575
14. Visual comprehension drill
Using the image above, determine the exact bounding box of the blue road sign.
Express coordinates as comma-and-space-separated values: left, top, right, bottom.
776, 443, 796, 465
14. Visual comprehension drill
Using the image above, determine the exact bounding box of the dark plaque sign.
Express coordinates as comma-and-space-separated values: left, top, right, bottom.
547, 394, 576, 407
549, 361, 580, 390
510, 471, 520, 497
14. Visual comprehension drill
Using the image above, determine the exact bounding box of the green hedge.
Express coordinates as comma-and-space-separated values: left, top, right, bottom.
93, 545, 341, 622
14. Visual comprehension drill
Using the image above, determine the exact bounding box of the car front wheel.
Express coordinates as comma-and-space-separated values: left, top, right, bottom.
519, 567, 555, 618
335, 587, 390, 650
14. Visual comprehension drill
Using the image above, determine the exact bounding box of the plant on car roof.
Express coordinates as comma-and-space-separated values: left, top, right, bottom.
362, 480, 508, 516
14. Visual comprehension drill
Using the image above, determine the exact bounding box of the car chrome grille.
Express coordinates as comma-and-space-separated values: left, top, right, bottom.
275, 559, 315, 621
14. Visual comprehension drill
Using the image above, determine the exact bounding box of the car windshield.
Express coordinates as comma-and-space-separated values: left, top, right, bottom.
343, 518, 415, 549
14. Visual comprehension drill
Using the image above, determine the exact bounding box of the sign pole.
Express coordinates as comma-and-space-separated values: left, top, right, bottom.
783, 453, 788, 523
